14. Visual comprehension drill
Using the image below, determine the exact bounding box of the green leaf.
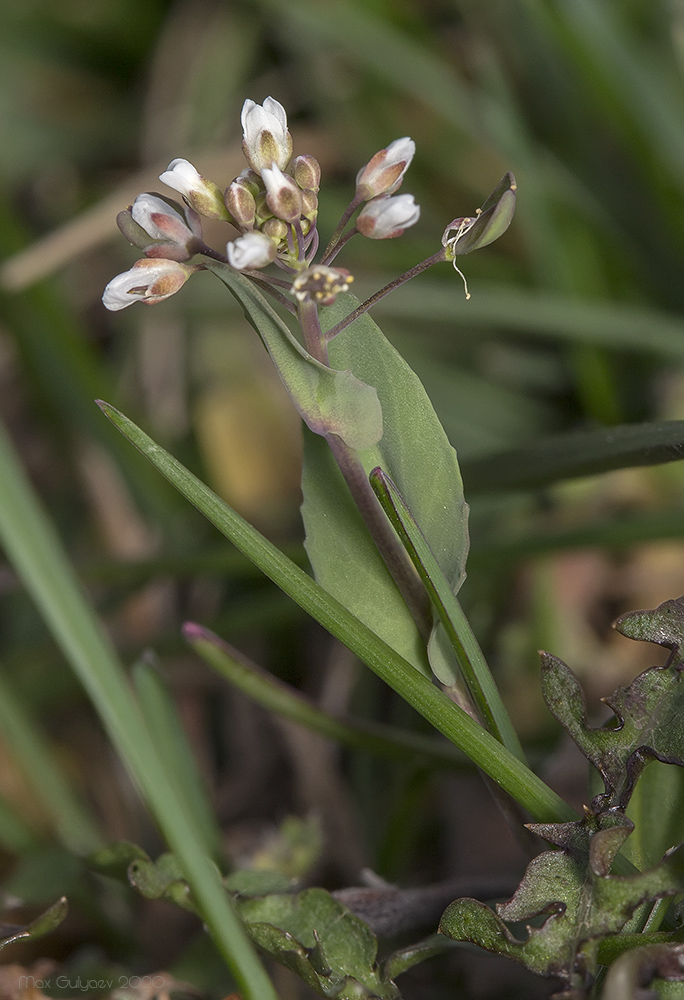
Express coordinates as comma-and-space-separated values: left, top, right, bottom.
88, 840, 150, 883
98, 401, 574, 824
461, 421, 684, 494
440, 811, 684, 990
0, 897, 68, 953
183, 622, 469, 769
0, 413, 279, 1000
540, 644, 684, 810
302, 292, 469, 675
238, 888, 400, 999
382, 935, 453, 982
206, 264, 383, 450
132, 657, 223, 860
614, 597, 684, 663
369, 467, 523, 759
128, 853, 196, 913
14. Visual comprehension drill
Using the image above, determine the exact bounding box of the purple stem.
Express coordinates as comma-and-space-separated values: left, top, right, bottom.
297, 299, 431, 637
323, 249, 447, 341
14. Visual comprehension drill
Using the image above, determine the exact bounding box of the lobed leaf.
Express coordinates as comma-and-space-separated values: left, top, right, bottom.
540, 644, 684, 810
237, 888, 400, 999
440, 811, 684, 990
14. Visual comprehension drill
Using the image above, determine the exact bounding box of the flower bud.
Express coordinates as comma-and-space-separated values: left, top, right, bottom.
159, 158, 231, 221
261, 163, 303, 224
292, 265, 354, 306
241, 96, 293, 175
102, 259, 197, 311
357, 194, 420, 239
355, 137, 415, 201
225, 176, 257, 229
115, 193, 204, 261
300, 188, 318, 222
261, 217, 289, 241
226, 231, 277, 270
291, 154, 321, 193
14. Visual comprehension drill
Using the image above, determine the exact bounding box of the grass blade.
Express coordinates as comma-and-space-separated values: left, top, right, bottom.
98, 400, 575, 823
183, 623, 469, 770
461, 421, 684, 493
369, 468, 524, 762
0, 670, 102, 854
132, 656, 223, 860
0, 415, 278, 1000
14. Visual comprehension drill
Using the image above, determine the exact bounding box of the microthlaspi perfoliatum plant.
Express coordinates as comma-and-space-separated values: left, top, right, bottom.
96, 97, 684, 999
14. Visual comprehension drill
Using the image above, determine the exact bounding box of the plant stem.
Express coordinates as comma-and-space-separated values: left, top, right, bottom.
199, 243, 229, 264
325, 434, 432, 639
298, 298, 432, 637
321, 192, 364, 264
324, 227, 358, 265
323, 249, 447, 340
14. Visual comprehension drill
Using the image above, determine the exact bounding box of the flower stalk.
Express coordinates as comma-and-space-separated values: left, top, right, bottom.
102, 94, 517, 746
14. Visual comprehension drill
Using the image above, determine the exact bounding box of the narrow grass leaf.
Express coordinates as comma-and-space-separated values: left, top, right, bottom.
98, 401, 574, 823
0, 416, 279, 1000
132, 657, 223, 860
0, 670, 102, 854
462, 421, 684, 493
183, 622, 468, 770
369, 468, 524, 762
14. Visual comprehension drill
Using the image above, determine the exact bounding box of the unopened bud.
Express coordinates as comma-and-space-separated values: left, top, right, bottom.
355, 138, 415, 201
261, 163, 303, 224
357, 194, 420, 239
225, 176, 257, 229
300, 189, 318, 222
292, 265, 354, 306
291, 155, 321, 193
115, 193, 204, 261
241, 97, 293, 175
226, 231, 277, 270
262, 217, 289, 241
102, 259, 197, 311
159, 159, 231, 221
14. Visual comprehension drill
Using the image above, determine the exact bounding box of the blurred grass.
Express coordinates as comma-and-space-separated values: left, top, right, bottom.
2, 1, 684, 996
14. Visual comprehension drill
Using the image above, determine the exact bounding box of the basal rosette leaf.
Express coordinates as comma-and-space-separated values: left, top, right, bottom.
540, 640, 684, 810
236, 887, 400, 999
0, 897, 68, 953
440, 811, 684, 992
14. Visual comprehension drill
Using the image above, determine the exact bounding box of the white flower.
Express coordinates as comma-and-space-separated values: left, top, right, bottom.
159, 159, 229, 220
241, 97, 292, 174
356, 194, 420, 239
226, 231, 276, 270
261, 162, 303, 223
131, 193, 203, 243
292, 265, 354, 305
102, 259, 195, 311
355, 138, 416, 200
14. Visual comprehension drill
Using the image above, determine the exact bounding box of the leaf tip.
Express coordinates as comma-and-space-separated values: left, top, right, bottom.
182, 621, 208, 643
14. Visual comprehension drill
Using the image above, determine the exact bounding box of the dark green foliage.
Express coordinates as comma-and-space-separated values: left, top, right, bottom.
440, 597, 684, 996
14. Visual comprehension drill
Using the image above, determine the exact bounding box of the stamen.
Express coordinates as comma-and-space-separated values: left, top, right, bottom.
451, 259, 471, 300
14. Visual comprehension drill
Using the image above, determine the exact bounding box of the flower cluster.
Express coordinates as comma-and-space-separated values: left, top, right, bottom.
103, 96, 514, 313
